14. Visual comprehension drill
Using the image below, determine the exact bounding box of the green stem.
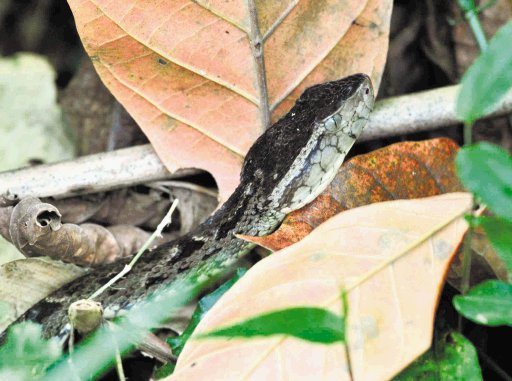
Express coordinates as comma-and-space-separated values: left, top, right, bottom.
466, 10, 488, 51
463, 122, 473, 145
458, 221, 474, 331
459, 120, 475, 332
457, 0, 488, 51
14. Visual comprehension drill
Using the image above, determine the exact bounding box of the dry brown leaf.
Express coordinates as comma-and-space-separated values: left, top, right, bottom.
245, 138, 463, 251
0, 258, 85, 334
169, 193, 472, 381
6, 197, 144, 266
67, 0, 392, 200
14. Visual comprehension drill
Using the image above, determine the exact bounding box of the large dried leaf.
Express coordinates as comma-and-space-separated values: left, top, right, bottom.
0, 258, 85, 334
169, 193, 472, 381
68, 0, 392, 199
248, 138, 463, 250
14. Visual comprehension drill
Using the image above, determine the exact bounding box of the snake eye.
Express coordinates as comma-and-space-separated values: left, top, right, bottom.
365, 88, 370, 95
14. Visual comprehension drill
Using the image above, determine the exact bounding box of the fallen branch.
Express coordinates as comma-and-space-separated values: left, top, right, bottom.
1, 85, 511, 199
363, 85, 512, 141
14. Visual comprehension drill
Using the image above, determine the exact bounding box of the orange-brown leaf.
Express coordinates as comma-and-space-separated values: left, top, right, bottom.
169, 193, 473, 381
67, 0, 392, 199
248, 138, 463, 250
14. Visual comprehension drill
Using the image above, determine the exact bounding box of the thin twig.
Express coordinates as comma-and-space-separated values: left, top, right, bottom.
89, 199, 179, 300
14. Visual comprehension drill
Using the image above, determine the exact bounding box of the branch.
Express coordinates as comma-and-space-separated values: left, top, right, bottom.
1, 85, 511, 199
362, 85, 512, 141
0, 145, 198, 199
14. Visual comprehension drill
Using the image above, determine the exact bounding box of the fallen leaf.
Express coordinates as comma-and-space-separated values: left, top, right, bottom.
169, 193, 472, 381
0, 258, 85, 334
246, 138, 463, 250
67, 0, 392, 200
6, 197, 149, 266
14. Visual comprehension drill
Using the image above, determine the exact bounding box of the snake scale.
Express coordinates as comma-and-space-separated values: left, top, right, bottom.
19, 73, 375, 339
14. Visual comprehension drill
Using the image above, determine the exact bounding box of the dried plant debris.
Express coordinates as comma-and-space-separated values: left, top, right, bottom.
3, 197, 132, 266
60, 57, 147, 156
0, 182, 218, 267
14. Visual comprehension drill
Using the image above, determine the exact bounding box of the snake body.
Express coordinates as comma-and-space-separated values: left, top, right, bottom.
22, 73, 375, 338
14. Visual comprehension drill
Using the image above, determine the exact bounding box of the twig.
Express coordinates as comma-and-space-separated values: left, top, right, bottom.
361, 85, 512, 141
1, 86, 511, 200
89, 199, 179, 300
0, 145, 199, 199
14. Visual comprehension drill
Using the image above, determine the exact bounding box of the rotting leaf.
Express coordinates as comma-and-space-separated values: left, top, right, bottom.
67, 0, 392, 200
244, 138, 463, 251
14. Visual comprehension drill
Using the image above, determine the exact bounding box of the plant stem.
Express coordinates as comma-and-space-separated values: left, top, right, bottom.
458, 121, 476, 331
457, 0, 488, 51
89, 199, 179, 300
466, 10, 488, 51
463, 122, 473, 145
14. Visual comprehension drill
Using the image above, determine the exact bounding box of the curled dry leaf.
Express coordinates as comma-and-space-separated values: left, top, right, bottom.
5, 197, 145, 267
245, 137, 464, 251
68, 0, 392, 200
170, 193, 473, 381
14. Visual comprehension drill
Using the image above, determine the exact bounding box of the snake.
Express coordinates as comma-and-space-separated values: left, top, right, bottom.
19, 73, 375, 339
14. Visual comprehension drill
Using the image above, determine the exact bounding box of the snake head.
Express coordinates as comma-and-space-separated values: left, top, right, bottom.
241, 74, 374, 222
296, 73, 374, 124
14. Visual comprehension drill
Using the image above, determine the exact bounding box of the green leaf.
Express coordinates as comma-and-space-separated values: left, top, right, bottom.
153, 362, 175, 379
167, 268, 246, 357
453, 280, 512, 326
475, 216, 512, 279
0, 321, 62, 379
395, 332, 482, 380
455, 142, 512, 220
197, 307, 345, 344
456, 21, 512, 123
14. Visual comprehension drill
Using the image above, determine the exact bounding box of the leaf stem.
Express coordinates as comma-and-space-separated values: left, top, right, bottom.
460, 216, 474, 297
341, 290, 354, 381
